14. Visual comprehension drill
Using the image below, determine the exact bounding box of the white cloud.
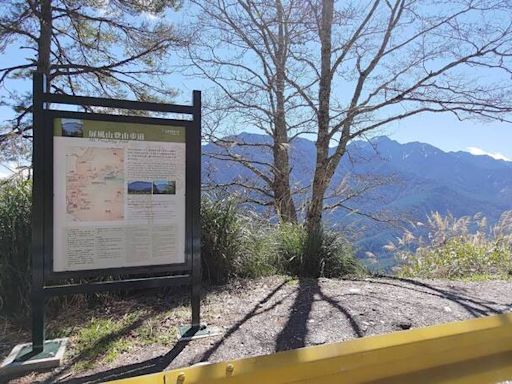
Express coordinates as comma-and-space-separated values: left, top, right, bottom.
466, 147, 511, 161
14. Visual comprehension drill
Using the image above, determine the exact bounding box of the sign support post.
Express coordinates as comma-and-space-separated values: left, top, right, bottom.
31, 72, 46, 355
191, 90, 202, 329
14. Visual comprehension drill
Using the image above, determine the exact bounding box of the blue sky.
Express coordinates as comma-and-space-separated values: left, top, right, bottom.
1, 57, 510, 170
385, 113, 512, 161
1, 3, 511, 172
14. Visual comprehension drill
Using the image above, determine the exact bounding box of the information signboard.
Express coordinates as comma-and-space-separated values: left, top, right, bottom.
53, 118, 186, 272
28, 72, 202, 356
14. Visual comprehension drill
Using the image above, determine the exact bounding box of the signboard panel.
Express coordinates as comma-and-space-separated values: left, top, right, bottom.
29, 73, 201, 354
52, 118, 187, 272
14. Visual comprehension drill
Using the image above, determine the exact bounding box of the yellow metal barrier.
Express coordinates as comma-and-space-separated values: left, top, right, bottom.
109, 313, 512, 384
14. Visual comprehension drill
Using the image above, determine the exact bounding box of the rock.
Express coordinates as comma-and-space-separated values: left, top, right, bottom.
444, 306, 452, 313
349, 288, 361, 294
395, 322, 412, 330
311, 336, 327, 345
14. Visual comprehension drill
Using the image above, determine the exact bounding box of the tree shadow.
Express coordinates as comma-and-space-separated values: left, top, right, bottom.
317, 288, 364, 338
39, 311, 155, 384
373, 277, 504, 318
52, 340, 190, 384
199, 280, 288, 361
275, 278, 363, 352
37, 292, 191, 384
275, 278, 318, 351
10, 281, 289, 383
24, 276, 505, 383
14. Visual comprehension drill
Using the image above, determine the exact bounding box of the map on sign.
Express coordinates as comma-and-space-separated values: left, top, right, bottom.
66, 147, 124, 222
54, 117, 187, 272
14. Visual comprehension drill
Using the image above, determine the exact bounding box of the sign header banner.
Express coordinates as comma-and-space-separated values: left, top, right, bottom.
54, 118, 186, 142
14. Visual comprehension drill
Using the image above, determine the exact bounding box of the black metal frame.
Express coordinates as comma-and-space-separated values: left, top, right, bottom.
31, 72, 202, 353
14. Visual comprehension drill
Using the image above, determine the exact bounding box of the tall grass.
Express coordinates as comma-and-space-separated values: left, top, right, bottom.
201, 197, 365, 283
200, 197, 280, 284
201, 197, 246, 284
393, 211, 512, 279
275, 224, 364, 278
0, 178, 103, 318
0, 177, 32, 315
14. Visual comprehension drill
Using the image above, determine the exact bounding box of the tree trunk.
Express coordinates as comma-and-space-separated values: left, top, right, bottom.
272, 0, 297, 223
306, 166, 329, 233
37, 0, 52, 81
272, 130, 297, 223
306, 0, 334, 234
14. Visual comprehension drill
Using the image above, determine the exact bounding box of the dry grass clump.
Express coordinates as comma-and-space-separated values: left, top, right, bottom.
392, 211, 512, 280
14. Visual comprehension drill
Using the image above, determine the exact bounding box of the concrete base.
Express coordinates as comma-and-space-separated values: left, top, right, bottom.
178, 324, 222, 341
0, 338, 68, 377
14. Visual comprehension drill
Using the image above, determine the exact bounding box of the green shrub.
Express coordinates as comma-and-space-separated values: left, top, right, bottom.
201, 197, 242, 284
315, 229, 365, 278
275, 224, 364, 278
0, 184, 363, 315
200, 198, 364, 282
237, 226, 280, 278
395, 211, 512, 279
0, 178, 32, 315
274, 223, 305, 276
200, 197, 283, 283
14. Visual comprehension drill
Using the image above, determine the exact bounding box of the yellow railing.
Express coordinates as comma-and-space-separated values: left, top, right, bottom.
109, 313, 512, 384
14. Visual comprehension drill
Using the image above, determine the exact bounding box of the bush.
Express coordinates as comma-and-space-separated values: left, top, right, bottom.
275, 224, 364, 278
237, 227, 280, 279
200, 197, 364, 283
0, 185, 363, 315
200, 197, 282, 283
273, 223, 305, 276
200, 197, 245, 284
0, 178, 32, 315
395, 211, 512, 279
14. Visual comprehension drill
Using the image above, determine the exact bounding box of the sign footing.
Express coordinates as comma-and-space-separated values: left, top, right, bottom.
0, 338, 68, 377
178, 324, 221, 341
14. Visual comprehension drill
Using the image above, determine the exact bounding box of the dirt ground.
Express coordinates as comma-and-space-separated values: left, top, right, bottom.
3, 276, 512, 383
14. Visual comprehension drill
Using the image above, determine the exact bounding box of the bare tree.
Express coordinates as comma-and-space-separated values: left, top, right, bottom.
190, 0, 512, 234
0, 0, 186, 162
188, 0, 316, 223
290, 0, 512, 234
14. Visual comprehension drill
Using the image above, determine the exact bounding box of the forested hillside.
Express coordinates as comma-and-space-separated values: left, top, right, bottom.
203, 134, 512, 268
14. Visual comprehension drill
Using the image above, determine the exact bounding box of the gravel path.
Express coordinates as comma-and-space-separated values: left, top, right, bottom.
5, 276, 512, 383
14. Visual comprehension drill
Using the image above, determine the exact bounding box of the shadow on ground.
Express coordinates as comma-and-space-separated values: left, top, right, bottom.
374, 277, 504, 317
50, 281, 290, 383
8, 277, 509, 383
49, 341, 190, 384
275, 278, 364, 352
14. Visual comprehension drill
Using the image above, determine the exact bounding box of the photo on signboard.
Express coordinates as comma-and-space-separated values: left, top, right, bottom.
61, 119, 84, 137
152, 180, 176, 195
127, 181, 153, 194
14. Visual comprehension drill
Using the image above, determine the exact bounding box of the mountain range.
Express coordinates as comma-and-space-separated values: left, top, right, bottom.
202, 133, 512, 269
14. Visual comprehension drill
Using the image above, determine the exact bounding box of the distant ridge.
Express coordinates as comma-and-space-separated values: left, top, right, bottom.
202, 134, 512, 268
